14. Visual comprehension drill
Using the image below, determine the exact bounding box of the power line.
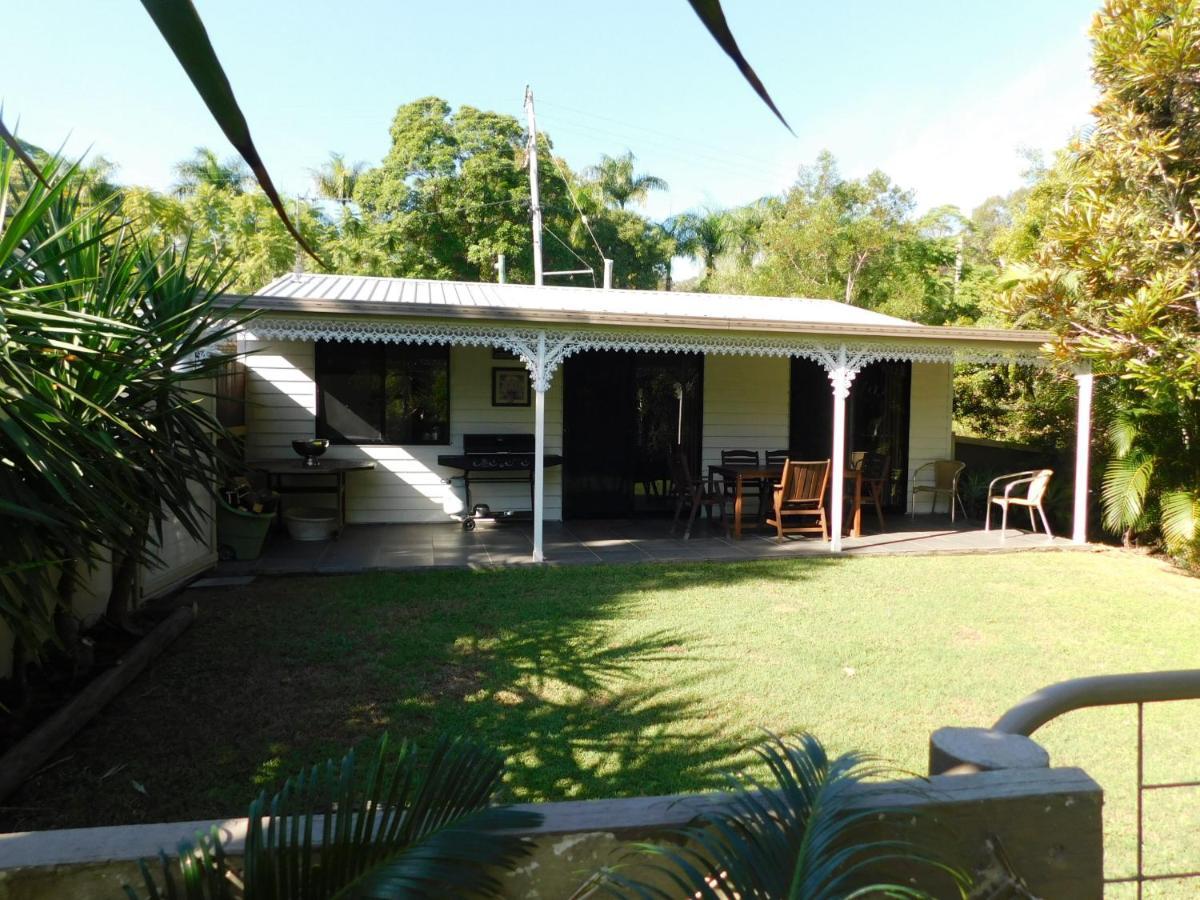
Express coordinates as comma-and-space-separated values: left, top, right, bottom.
546, 150, 606, 264
407, 196, 529, 219
542, 224, 597, 287
544, 117, 787, 184
537, 97, 786, 170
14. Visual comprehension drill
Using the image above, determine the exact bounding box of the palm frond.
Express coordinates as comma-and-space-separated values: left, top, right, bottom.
602, 733, 968, 900
1105, 408, 1140, 458
137, 0, 323, 267
1102, 451, 1155, 533
1160, 490, 1200, 554
126, 735, 541, 900
685, 1, 792, 133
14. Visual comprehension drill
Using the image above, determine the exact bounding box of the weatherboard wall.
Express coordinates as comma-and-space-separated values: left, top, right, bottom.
701, 355, 791, 472
243, 338, 953, 524
906, 362, 955, 513
242, 340, 564, 524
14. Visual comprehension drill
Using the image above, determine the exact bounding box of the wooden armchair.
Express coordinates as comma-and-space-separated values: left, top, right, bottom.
985, 469, 1054, 540
669, 447, 728, 540
766, 459, 830, 540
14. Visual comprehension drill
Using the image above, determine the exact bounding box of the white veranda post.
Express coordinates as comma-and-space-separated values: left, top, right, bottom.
827, 348, 857, 553
532, 333, 547, 563
1073, 364, 1094, 545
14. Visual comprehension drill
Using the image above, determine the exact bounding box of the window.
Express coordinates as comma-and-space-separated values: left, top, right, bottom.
315, 341, 449, 445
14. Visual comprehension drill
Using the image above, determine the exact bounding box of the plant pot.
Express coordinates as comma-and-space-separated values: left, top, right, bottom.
283, 506, 339, 542
217, 499, 276, 560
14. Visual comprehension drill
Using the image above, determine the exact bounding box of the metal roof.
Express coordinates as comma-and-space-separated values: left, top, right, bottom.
253, 273, 916, 326
234, 273, 1051, 347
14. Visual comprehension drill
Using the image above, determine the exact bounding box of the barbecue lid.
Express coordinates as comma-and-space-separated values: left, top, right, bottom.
462, 433, 535, 454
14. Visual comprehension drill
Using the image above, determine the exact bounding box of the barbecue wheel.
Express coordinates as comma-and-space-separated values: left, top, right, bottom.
462, 518, 476, 531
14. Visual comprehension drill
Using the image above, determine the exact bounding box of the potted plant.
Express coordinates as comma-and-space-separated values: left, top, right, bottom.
216, 478, 278, 561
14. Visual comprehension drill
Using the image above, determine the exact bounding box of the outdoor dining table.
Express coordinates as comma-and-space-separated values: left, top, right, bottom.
707, 463, 865, 540
244, 458, 376, 529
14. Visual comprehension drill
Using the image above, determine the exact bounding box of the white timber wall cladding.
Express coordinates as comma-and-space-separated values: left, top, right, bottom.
243, 340, 563, 523
907, 362, 955, 513
701, 355, 790, 469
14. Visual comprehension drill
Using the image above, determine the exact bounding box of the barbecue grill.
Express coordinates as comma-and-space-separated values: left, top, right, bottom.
438, 433, 564, 530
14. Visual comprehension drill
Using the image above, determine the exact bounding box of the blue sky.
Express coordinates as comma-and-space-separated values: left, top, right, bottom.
5, 1, 1098, 245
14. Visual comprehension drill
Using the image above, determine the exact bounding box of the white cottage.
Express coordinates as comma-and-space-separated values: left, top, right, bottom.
225, 273, 1091, 562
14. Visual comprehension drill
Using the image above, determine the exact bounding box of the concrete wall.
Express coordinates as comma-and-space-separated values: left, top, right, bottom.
907, 361, 955, 512
0, 766, 1103, 899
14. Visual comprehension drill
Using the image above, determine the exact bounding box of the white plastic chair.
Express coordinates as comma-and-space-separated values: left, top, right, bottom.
985, 469, 1054, 540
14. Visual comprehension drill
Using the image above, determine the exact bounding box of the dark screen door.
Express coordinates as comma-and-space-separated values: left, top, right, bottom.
563, 351, 703, 518
790, 358, 911, 512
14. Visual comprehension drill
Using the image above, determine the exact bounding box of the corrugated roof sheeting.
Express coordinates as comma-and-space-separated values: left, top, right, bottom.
254, 273, 918, 329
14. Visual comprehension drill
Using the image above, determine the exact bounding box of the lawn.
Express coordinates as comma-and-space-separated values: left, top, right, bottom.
4, 549, 1199, 887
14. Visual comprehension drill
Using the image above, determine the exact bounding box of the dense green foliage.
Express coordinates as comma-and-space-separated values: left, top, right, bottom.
99, 98, 674, 293
1002, 0, 1200, 559
0, 144, 243, 675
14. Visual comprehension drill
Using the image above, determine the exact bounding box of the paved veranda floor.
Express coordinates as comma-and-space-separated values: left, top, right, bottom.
215, 515, 1079, 576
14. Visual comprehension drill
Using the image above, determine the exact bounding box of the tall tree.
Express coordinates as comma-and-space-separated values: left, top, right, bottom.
1003, 0, 1200, 560
584, 151, 668, 209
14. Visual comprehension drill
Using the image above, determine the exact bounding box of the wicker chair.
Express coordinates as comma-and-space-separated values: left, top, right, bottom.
766, 459, 830, 540
669, 447, 728, 540
985, 469, 1054, 540
910, 460, 967, 521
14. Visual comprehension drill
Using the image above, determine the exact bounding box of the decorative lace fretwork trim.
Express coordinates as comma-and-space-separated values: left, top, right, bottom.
246, 315, 1049, 387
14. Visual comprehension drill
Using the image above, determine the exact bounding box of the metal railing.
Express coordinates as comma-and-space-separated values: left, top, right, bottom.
995, 669, 1200, 898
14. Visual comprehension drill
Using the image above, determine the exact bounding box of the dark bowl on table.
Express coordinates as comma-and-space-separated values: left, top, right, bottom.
292, 438, 330, 467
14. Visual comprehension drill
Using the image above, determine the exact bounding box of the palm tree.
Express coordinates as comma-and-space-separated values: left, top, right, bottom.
672, 208, 731, 279
585, 151, 668, 210
310, 151, 366, 205
724, 199, 769, 267
172, 146, 251, 196
659, 215, 700, 290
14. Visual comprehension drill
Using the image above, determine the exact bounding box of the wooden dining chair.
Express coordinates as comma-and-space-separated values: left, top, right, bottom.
765, 449, 791, 467
720, 448, 762, 515
669, 447, 729, 540
766, 459, 830, 540
855, 451, 890, 531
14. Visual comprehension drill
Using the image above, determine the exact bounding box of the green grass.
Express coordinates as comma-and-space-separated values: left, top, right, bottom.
7, 549, 1200, 889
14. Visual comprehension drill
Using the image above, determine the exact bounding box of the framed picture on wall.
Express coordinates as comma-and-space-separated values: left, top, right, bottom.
492, 367, 531, 407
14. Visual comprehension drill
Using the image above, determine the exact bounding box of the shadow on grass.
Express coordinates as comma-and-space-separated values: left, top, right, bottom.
1, 555, 846, 828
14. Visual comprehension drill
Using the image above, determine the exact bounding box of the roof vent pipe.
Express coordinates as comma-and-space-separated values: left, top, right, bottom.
603, 258, 613, 290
